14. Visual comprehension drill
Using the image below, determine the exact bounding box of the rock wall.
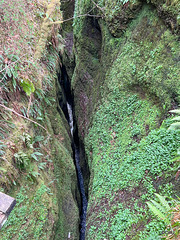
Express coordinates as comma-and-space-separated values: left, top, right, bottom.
71, 0, 180, 239
0, 0, 79, 239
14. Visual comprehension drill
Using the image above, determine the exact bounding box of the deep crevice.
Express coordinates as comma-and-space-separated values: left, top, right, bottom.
58, 62, 89, 240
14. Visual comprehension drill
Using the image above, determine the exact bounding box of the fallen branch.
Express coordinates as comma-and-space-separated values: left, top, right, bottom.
0, 53, 28, 74
0, 103, 49, 134
48, 13, 101, 26
90, 0, 105, 14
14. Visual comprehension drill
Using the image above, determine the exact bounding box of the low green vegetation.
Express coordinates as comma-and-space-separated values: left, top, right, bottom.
102, 4, 180, 109
0, 1, 79, 239
72, 1, 180, 238
1, 183, 57, 240
147, 193, 180, 239
85, 89, 179, 239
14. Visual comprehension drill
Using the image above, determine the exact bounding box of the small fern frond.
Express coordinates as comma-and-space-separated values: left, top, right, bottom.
14, 151, 30, 169
22, 133, 33, 149
147, 193, 172, 225
147, 202, 169, 224
169, 109, 180, 114
168, 109, 180, 130
150, 200, 167, 214
172, 116, 180, 121
155, 193, 171, 212
168, 122, 180, 130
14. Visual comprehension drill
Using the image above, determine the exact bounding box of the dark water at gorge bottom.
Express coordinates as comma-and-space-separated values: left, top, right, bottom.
67, 102, 87, 240
59, 64, 88, 239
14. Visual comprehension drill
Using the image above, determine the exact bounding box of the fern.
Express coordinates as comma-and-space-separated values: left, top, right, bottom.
31, 151, 43, 161
155, 193, 171, 212
14, 151, 30, 169
168, 109, 180, 178
38, 162, 47, 170
21, 133, 33, 149
168, 109, 180, 130
147, 193, 171, 225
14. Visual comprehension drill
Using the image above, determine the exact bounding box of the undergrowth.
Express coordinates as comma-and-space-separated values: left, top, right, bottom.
72, 2, 180, 239
85, 90, 179, 239
1, 183, 57, 240
0, 0, 65, 238
102, 5, 180, 109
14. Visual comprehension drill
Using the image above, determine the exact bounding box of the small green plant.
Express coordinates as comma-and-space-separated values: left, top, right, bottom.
14, 151, 30, 170
21, 132, 33, 148
1, 184, 55, 240
147, 194, 180, 239
31, 151, 43, 161
168, 109, 180, 130
168, 109, 180, 179
147, 193, 171, 225
19, 78, 35, 96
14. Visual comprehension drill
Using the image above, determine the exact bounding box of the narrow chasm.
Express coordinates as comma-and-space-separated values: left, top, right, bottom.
58, 63, 89, 240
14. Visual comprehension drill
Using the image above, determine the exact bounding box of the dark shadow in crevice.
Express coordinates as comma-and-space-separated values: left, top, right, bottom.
57, 61, 90, 240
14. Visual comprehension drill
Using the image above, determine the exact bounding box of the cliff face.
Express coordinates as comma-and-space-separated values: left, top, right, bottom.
0, 1, 79, 239
71, 0, 180, 239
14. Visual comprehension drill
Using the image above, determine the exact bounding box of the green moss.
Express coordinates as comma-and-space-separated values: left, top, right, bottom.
42, 72, 80, 239
85, 89, 179, 239
102, 4, 180, 108
52, 141, 79, 240
71, 1, 180, 238
72, 3, 179, 141
71, 5, 180, 238
1, 183, 57, 240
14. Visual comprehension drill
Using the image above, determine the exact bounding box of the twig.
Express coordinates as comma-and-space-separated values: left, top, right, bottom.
63, 13, 101, 22
27, 94, 32, 118
90, 0, 105, 14
0, 103, 49, 134
48, 13, 101, 26
0, 53, 28, 74
47, 5, 100, 26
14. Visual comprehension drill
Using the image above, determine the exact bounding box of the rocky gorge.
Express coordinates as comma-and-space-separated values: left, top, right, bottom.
0, 0, 180, 239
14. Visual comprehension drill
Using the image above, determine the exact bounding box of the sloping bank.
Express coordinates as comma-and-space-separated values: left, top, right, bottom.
71, 0, 180, 239
0, 0, 79, 239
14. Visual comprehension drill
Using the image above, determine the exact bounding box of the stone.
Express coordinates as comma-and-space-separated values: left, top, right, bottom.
0, 192, 16, 230
0, 212, 7, 229
0, 192, 16, 215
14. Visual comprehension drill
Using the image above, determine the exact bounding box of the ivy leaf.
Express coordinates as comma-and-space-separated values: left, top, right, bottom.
20, 79, 35, 96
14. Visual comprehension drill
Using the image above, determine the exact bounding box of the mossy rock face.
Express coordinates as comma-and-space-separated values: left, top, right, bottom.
73, 3, 180, 138
60, 0, 75, 80
51, 140, 79, 240
101, 0, 143, 37
72, 16, 103, 139
103, 5, 180, 109
44, 72, 80, 239
84, 89, 179, 239
147, 0, 180, 33
72, 1, 180, 239
1, 73, 79, 240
